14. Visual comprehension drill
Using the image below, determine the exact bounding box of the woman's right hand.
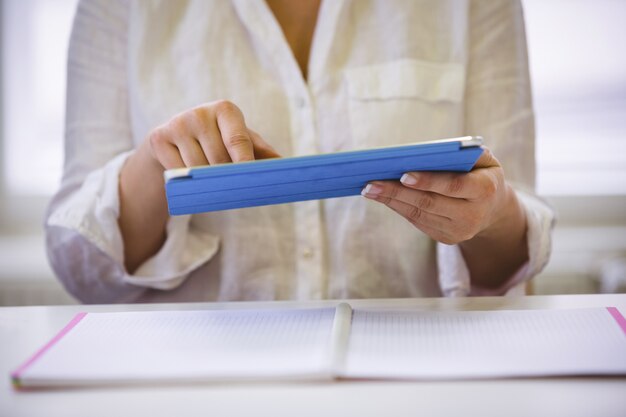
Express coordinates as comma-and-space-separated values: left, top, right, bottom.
139, 100, 280, 172
120, 100, 278, 273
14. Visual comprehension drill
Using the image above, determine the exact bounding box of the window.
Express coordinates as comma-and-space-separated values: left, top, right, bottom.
524, 0, 626, 196
2, 0, 78, 197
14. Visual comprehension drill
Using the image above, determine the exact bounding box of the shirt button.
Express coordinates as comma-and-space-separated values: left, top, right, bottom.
302, 248, 314, 259
295, 96, 307, 108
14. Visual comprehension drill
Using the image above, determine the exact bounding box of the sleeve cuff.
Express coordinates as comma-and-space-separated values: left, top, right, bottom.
123, 215, 219, 290
47, 151, 219, 291
437, 189, 556, 297
436, 242, 471, 297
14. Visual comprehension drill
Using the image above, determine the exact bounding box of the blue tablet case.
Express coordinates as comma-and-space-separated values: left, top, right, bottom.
165, 136, 483, 215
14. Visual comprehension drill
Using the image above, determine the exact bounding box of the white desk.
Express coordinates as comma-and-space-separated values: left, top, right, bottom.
2, 295, 626, 417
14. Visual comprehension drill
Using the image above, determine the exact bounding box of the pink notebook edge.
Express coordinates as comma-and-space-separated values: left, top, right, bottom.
11, 311, 88, 389
606, 307, 626, 336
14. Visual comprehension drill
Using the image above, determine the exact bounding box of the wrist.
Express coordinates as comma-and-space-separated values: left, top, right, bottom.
460, 185, 529, 289
478, 184, 526, 242
136, 139, 166, 178
120, 143, 168, 211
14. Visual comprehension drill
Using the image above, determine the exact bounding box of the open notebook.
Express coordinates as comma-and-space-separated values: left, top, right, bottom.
11, 304, 626, 388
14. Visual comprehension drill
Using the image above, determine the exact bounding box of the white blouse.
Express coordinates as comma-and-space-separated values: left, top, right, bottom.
46, 0, 555, 303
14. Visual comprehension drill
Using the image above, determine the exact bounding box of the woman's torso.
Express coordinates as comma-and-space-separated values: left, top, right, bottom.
126, 0, 469, 302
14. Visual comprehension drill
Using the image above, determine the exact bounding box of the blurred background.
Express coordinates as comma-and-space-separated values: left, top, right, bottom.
0, 0, 625, 306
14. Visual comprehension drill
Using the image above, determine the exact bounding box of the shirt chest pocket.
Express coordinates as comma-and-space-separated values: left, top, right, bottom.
345, 59, 466, 148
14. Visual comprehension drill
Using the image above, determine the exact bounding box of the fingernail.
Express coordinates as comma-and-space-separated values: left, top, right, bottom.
401, 173, 418, 185
361, 183, 383, 196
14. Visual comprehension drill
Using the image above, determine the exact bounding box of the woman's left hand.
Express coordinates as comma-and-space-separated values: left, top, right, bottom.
361, 147, 516, 245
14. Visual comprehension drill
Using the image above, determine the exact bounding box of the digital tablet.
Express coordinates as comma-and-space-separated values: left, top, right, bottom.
164, 136, 483, 215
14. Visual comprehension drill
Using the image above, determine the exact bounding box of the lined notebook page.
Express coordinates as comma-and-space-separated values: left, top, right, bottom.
19, 308, 336, 385
343, 308, 626, 379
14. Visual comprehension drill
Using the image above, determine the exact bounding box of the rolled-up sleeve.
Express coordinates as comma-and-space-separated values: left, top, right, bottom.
45, 0, 218, 303
436, 0, 556, 297
437, 189, 555, 297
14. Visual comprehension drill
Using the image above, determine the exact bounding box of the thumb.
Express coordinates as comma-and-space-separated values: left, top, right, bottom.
473, 147, 500, 169
248, 128, 281, 159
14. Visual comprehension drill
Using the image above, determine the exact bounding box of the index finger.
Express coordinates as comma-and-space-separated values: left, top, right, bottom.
213, 100, 255, 162
248, 128, 281, 159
